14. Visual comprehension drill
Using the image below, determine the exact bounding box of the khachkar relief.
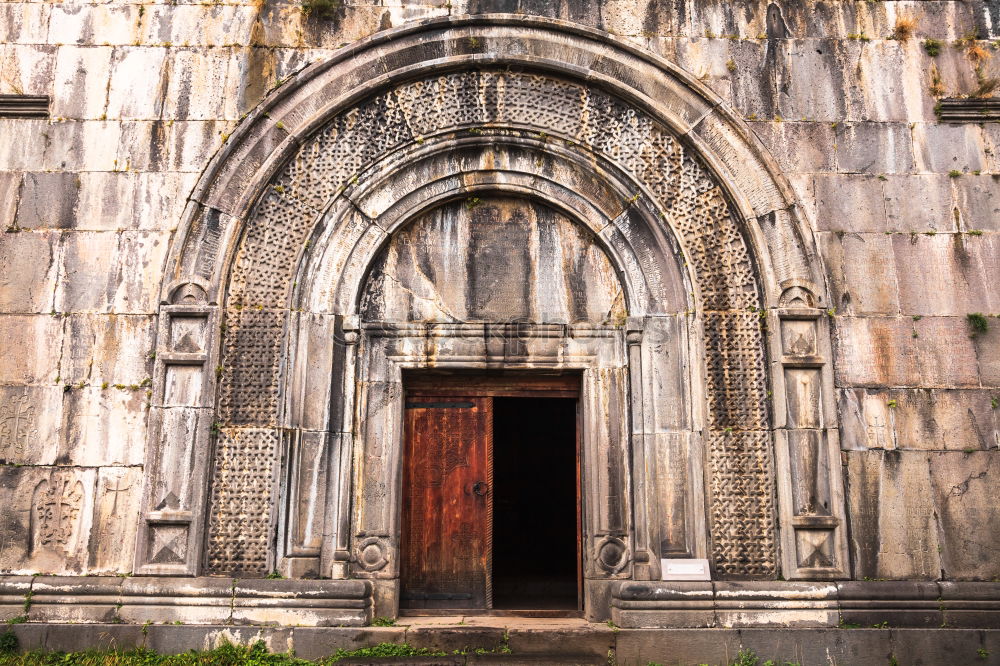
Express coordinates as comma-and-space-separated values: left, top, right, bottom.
31, 474, 84, 555
0, 391, 37, 461
208, 70, 775, 577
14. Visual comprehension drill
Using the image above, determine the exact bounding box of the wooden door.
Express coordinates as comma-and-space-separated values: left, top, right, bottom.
401, 395, 493, 609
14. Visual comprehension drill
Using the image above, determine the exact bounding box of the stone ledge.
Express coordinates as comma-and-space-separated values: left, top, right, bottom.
0, 576, 373, 627
937, 98, 1000, 122
611, 581, 1000, 629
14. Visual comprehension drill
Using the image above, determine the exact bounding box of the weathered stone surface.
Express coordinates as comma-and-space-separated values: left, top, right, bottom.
749, 121, 837, 173
42, 121, 122, 172
89, 466, 143, 571
51, 46, 114, 120
889, 628, 993, 665
811, 174, 886, 232
28, 575, 123, 622
54, 231, 170, 313
835, 122, 914, 174
0, 119, 47, 171
118, 577, 234, 625
972, 319, 1000, 387
0, 172, 17, 231
819, 232, 900, 315
14, 172, 79, 229
0, 44, 55, 98
361, 197, 626, 325
0, 384, 62, 465
74, 172, 138, 231
47, 4, 142, 47
143, 625, 294, 655
846, 450, 941, 579
891, 233, 1000, 316
882, 175, 956, 232
0, 4, 51, 45
928, 452, 1000, 580
913, 123, 988, 174
840, 388, 999, 452
833, 316, 980, 388
953, 175, 1000, 232
0, 466, 96, 575
0, 230, 57, 312
0, 314, 62, 384
837, 580, 943, 628
290, 627, 405, 660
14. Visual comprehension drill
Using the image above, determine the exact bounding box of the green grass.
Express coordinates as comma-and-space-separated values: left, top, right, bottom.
0, 638, 446, 665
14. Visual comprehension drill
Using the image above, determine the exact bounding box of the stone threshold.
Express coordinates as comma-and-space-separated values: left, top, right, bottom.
3, 623, 999, 666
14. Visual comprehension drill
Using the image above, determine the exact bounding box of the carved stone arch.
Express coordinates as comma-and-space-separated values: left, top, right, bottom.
136, 16, 849, 595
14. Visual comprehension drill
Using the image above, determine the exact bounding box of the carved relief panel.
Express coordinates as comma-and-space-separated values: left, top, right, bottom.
142, 20, 846, 587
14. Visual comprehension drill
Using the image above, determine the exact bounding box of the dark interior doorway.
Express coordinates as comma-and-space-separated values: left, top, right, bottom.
491, 397, 580, 610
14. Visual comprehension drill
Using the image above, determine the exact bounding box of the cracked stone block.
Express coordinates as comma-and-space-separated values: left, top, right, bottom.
953, 175, 1000, 232
972, 320, 1000, 387
58, 314, 155, 388
133, 172, 199, 231
929, 451, 1000, 580
0, 172, 18, 231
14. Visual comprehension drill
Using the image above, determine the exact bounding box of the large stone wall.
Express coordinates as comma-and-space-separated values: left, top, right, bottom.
0, 0, 998, 584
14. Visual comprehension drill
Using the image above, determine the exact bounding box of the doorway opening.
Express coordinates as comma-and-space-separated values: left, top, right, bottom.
399, 373, 582, 615
492, 397, 579, 610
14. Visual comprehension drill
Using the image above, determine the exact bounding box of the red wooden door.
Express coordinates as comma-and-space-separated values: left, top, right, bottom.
401, 395, 493, 609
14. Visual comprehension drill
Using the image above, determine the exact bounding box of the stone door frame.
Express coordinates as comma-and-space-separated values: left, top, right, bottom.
348, 322, 635, 616
135, 15, 850, 587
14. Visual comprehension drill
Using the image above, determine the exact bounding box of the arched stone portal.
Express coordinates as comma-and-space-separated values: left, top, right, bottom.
136, 15, 849, 619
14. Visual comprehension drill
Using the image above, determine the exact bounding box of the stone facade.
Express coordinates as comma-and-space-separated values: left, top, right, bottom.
0, 0, 998, 630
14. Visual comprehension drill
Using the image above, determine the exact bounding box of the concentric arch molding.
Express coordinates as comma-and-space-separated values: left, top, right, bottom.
165, 14, 822, 307
141, 15, 850, 584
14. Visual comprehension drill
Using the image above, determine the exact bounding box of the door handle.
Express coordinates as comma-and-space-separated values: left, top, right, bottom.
472, 481, 489, 496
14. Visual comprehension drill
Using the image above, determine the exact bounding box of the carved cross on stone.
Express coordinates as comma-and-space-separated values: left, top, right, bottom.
32, 476, 84, 553
0, 391, 36, 459
104, 478, 132, 514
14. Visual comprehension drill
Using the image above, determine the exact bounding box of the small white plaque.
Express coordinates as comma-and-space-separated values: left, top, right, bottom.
661, 558, 711, 581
